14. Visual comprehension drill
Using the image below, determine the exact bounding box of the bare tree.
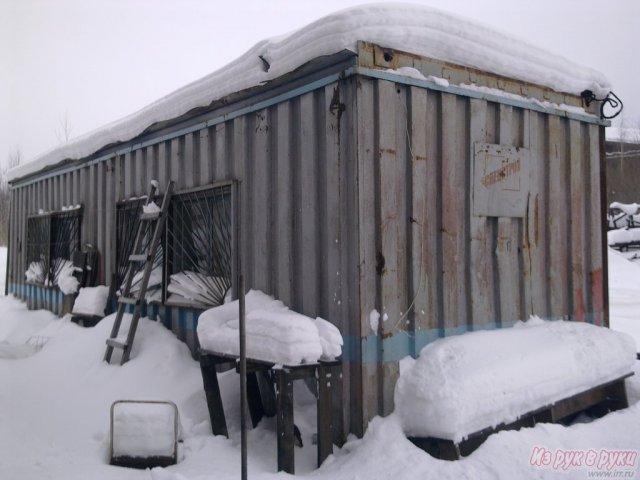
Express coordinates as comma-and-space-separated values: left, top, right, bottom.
0, 148, 21, 246
55, 112, 72, 144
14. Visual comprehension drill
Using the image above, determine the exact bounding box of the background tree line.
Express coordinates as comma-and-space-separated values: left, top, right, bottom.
0, 148, 21, 246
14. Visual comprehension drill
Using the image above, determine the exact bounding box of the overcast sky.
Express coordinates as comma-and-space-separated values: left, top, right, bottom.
1, 0, 638, 169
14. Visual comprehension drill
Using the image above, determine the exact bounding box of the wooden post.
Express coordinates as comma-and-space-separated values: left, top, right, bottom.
199, 355, 228, 437
239, 276, 247, 480
276, 369, 295, 474
317, 363, 334, 467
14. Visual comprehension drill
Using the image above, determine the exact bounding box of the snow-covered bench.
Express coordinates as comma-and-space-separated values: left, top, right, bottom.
395, 318, 636, 460
608, 227, 640, 251
196, 290, 344, 474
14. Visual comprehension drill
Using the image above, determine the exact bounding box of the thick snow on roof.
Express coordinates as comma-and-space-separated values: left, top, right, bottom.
9, 2, 610, 182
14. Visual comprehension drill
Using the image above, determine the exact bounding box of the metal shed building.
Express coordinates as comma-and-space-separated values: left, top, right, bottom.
6, 7, 611, 440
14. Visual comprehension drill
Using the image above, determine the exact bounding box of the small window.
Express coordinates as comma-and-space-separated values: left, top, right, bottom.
115, 197, 164, 302
165, 184, 233, 308
25, 208, 82, 287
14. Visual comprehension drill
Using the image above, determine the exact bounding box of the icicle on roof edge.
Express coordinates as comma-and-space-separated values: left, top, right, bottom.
8, 2, 611, 182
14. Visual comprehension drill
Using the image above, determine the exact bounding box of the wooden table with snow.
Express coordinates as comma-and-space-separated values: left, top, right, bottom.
394, 317, 637, 460
196, 291, 343, 474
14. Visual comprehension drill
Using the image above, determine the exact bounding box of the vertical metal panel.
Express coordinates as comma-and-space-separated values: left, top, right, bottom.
496, 104, 524, 325
440, 93, 468, 331
569, 120, 588, 322
105, 156, 116, 284
73, 168, 80, 205
298, 92, 319, 315
589, 124, 605, 325
547, 116, 569, 317
97, 161, 106, 283
525, 111, 550, 317
274, 100, 293, 306
135, 148, 146, 194
322, 82, 346, 443
235, 115, 253, 288
377, 80, 404, 414
158, 141, 170, 191
252, 108, 271, 293
355, 77, 379, 428
214, 123, 228, 180
199, 128, 212, 185
408, 86, 430, 351
170, 138, 182, 188
183, 133, 195, 189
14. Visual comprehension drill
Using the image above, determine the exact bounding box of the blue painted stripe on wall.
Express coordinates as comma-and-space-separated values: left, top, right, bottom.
7, 282, 606, 361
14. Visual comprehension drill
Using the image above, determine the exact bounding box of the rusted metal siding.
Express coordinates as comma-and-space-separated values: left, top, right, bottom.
353, 76, 607, 426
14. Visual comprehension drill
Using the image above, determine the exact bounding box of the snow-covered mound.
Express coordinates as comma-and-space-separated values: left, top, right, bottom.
111, 401, 178, 458
394, 317, 636, 442
8, 3, 609, 182
197, 290, 342, 365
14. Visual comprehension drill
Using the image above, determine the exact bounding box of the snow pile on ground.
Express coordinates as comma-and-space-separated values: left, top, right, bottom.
0, 252, 638, 478
8, 3, 609, 182
73, 285, 110, 316
609, 248, 640, 350
197, 290, 342, 364
111, 401, 178, 458
394, 317, 636, 442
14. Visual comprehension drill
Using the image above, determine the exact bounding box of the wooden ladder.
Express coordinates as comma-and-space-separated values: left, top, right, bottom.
104, 180, 174, 365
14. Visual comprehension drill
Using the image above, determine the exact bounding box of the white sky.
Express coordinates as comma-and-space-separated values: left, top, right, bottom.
1, 0, 638, 168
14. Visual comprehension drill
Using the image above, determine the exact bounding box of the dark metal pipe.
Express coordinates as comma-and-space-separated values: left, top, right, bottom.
239, 275, 247, 480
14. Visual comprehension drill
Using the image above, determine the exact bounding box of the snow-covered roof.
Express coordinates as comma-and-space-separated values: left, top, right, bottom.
8, 2, 611, 182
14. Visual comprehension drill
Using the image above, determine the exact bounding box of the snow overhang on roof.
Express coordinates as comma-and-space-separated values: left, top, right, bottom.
8, 2, 611, 183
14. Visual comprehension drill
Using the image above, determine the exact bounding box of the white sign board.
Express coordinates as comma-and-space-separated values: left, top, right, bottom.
473, 142, 529, 218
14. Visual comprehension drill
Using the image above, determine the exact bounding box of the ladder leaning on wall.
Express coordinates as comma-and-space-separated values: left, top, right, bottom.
104, 180, 174, 365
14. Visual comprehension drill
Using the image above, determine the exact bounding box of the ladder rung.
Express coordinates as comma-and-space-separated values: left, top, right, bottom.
118, 296, 139, 305
106, 339, 128, 350
128, 254, 149, 262
140, 211, 161, 221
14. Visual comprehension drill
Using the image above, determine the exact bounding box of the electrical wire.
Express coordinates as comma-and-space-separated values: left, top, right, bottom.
580, 90, 623, 120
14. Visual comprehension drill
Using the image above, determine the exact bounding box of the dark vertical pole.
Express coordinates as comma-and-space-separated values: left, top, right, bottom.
4, 194, 11, 296
239, 275, 247, 480
317, 364, 334, 467
276, 369, 295, 474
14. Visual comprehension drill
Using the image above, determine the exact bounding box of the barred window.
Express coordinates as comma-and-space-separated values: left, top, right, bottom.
115, 197, 164, 302
165, 184, 233, 308
25, 208, 82, 287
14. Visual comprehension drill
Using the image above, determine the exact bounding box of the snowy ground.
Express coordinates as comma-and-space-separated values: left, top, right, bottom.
1, 245, 639, 479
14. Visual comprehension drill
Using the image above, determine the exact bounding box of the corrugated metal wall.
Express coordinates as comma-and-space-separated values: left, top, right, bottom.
354, 76, 606, 424
8, 76, 362, 438
7, 67, 607, 439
